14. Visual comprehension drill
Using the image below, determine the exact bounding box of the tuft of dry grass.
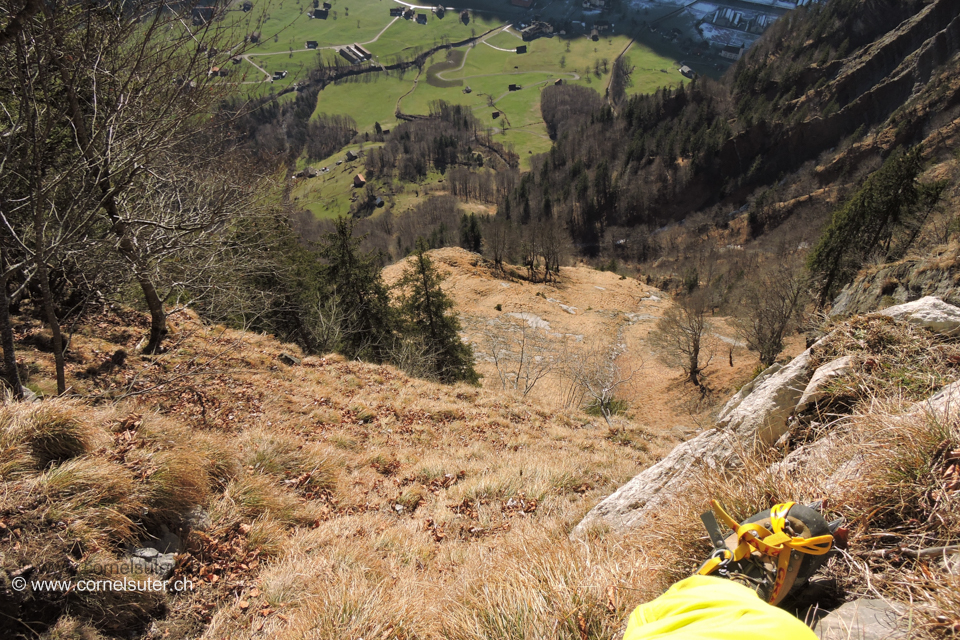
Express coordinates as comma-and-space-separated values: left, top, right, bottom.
0, 402, 100, 476
34, 457, 144, 543
239, 429, 338, 497
215, 473, 306, 527
141, 448, 210, 525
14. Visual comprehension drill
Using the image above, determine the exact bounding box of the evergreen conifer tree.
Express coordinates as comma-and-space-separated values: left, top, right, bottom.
808, 146, 945, 306
397, 240, 478, 384
317, 217, 395, 361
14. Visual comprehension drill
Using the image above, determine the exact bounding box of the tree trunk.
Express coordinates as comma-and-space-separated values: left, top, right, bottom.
138, 274, 167, 355
0, 264, 23, 399
36, 260, 66, 394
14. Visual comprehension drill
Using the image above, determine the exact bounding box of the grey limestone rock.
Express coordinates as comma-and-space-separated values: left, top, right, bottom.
879, 296, 960, 336
813, 599, 907, 640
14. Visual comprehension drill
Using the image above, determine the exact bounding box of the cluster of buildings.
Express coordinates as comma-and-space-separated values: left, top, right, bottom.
519, 21, 553, 41
703, 7, 776, 36
308, 2, 331, 19
389, 6, 429, 23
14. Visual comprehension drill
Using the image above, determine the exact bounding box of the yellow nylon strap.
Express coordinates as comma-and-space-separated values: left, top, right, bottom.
770, 502, 795, 533
710, 499, 741, 531
706, 500, 835, 587
697, 557, 722, 575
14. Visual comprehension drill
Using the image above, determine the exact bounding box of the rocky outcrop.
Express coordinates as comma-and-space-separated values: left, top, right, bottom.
812, 599, 907, 640
830, 248, 960, 317
716, 349, 814, 446
574, 298, 960, 535
879, 296, 960, 335
796, 356, 856, 413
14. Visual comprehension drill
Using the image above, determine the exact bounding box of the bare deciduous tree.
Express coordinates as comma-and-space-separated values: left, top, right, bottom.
734, 262, 807, 367
649, 292, 714, 388
480, 313, 558, 397
561, 330, 639, 427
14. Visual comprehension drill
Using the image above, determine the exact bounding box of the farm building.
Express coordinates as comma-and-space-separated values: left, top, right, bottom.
492, 111, 500, 119
720, 43, 745, 61
679, 65, 696, 78
305, 41, 318, 49
353, 43, 372, 59
516, 45, 527, 53
416, 13, 427, 24
520, 21, 552, 41
390, 7, 403, 16
339, 47, 361, 63
554, 78, 563, 85
353, 174, 366, 188
508, 84, 519, 91
345, 150, 359, 161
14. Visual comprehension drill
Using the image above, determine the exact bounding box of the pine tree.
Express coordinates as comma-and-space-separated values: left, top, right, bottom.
459, 213, 482, 253
317, 217, 396, 362
808, 146, 945, 306
397, 241, 478, 384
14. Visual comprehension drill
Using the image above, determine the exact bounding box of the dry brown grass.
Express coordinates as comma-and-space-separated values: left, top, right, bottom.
5, 281, 960, 638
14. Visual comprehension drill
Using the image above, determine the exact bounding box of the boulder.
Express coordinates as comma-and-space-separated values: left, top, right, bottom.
717, 348, 814, 445
128, 547, 177, 579
572, 427, 738, 535
879, 296, 960, 336
796, 356, 856, 413
919, 378, 960, 414
812, 598, 906, 640
278, 352, 302, 366
575, 349, 816, 535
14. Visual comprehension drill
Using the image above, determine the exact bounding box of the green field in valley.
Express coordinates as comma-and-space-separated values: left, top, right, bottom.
313, 71, 414, 131
218, 0, 685, 210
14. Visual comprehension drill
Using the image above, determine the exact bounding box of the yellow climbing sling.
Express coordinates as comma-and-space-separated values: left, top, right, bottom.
695, 500, 835, 605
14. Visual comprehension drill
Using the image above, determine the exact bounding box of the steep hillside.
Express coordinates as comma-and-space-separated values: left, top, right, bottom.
4, 265, 960, 639
384, 248, 795, 435
1, 302, 676, 639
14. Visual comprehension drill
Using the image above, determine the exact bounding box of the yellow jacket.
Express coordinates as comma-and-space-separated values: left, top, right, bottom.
622, 576, 817, 640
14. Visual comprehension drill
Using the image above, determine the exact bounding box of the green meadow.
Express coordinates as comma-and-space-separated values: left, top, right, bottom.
313, 71, 413, 130
220, 0, 685, 206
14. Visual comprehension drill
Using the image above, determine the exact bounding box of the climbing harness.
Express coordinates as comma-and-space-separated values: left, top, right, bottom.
695, 499, 838, 605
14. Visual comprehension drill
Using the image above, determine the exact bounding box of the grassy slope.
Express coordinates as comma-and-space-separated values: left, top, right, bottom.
290, 141, 384, 219
235, 0, 392, 54
303, 12, 681, 161
314, 73, 411, 130
6, 255, 960, 638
